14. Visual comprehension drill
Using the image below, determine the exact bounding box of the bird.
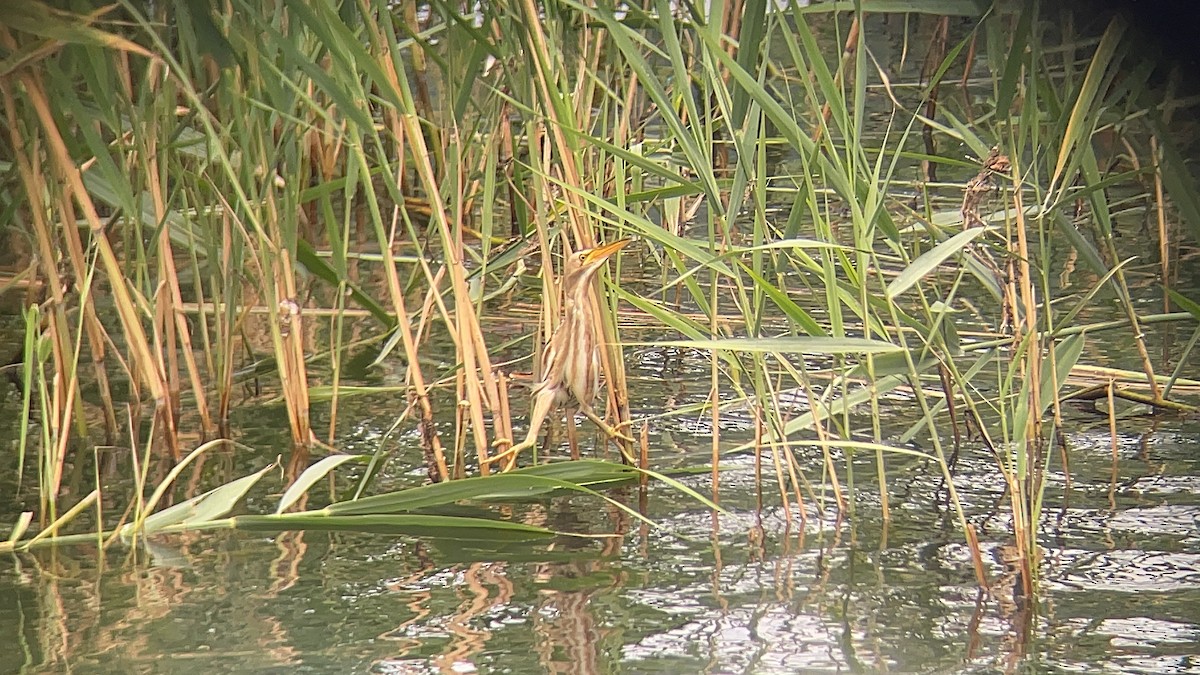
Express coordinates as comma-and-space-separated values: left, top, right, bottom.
488, 238, 636, 470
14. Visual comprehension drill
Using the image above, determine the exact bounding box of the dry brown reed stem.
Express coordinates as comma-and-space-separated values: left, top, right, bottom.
386, 206, 448, 482
177, 302, 377, 318
959, 31, 977, 91
1104, 239, 1162, 402
455, 366, 470, 472
55, 194, 113, 440
144, 134, 180, 432
615, 70, 642, 184
920, 16, 949, 182
2, 71, 116, 444
142, 66, 213, 436
964, 523, 989, 588
517, 0, 589, 241
1009, 158, 1038, 602
490, 371, 516, 478
350, 36, 448, 482
0, 84, 77, 444
373, 30, 496, 479
573, 20, 605, 144
326, 308, 343, 447
497, 107, 522, 238
274, 260, 312, 448
48, 325, 80, 511
253, 161, 312, 449
1152, 135, 1172, 323
402, 1, 439, 173
79, 261, 119, 437
639, 422, 649, 477
1, 30, 178, 458
451, 136, 501, 468
415, 269, 446, 358
1106, 381, 1119, 463
441, 130, 495, 468
721, 0, 745, 59
384, 185, 449, 476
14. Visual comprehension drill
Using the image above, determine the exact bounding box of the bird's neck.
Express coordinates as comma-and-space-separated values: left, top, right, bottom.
564, 283, 590, 310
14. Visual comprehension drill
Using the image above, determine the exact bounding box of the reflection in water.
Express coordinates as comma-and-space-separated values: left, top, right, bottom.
431, 562, 509, 674
7, 534, 308, 673
532, 565, 603, 675
5, 443, 1200, 675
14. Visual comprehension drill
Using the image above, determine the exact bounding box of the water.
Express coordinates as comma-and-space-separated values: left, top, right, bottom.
3, 352, 1199, 673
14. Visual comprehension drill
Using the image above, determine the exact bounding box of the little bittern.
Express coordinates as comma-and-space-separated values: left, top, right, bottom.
490, 239, 635, 469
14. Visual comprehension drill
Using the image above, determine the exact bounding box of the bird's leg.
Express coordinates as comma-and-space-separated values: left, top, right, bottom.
486, 387, 556, 470
566, 407, 580, 460
578, 404, 637, 464
543, 414, 561, 459
578, 404, 634, 442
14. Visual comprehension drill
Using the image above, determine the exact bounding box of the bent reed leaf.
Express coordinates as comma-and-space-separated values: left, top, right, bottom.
887, 227, 986, 300
654, 337, 901, 355
232, 514, 558, 542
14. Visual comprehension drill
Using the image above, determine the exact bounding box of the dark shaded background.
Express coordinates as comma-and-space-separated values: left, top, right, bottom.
1067, 0, 1200, 93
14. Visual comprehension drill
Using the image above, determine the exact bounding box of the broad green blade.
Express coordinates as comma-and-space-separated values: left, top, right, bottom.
1168, 289, 1200, 320
276, 454, 368, 514
1041, 335, 1085, 417
325, 471, 629, 517
656, 337, 901, 355
296, 239, 395, 327
138, 463, 276, 533
234, 514, 557, 542
887, 228, 986, 300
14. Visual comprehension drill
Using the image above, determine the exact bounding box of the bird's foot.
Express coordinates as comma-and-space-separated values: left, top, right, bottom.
578, 408, 638, 464
581, 409, 634, 444
484, 438, 533, 470
610, 427, 636, 445
605, 427, 636, 445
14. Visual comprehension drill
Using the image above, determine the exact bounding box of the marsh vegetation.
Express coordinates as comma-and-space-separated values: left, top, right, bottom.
2, 0, 1199, 670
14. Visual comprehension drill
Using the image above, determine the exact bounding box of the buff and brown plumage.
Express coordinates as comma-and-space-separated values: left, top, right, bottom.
489, 239, 635, 469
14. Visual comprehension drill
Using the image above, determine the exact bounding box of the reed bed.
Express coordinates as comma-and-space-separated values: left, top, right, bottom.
2, 0, 1198, 622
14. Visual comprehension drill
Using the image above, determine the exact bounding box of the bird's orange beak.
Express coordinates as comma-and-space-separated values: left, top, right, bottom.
583, 238, 632, 265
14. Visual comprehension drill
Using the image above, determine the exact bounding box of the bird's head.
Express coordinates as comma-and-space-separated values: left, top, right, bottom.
562, 239, 631, 288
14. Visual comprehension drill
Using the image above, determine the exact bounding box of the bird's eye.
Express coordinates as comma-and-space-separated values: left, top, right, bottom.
577, 252, 588, 262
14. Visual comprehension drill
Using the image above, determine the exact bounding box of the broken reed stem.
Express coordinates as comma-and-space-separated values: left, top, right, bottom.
1010, 156, 1041, 601
486, 370, 516, 477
